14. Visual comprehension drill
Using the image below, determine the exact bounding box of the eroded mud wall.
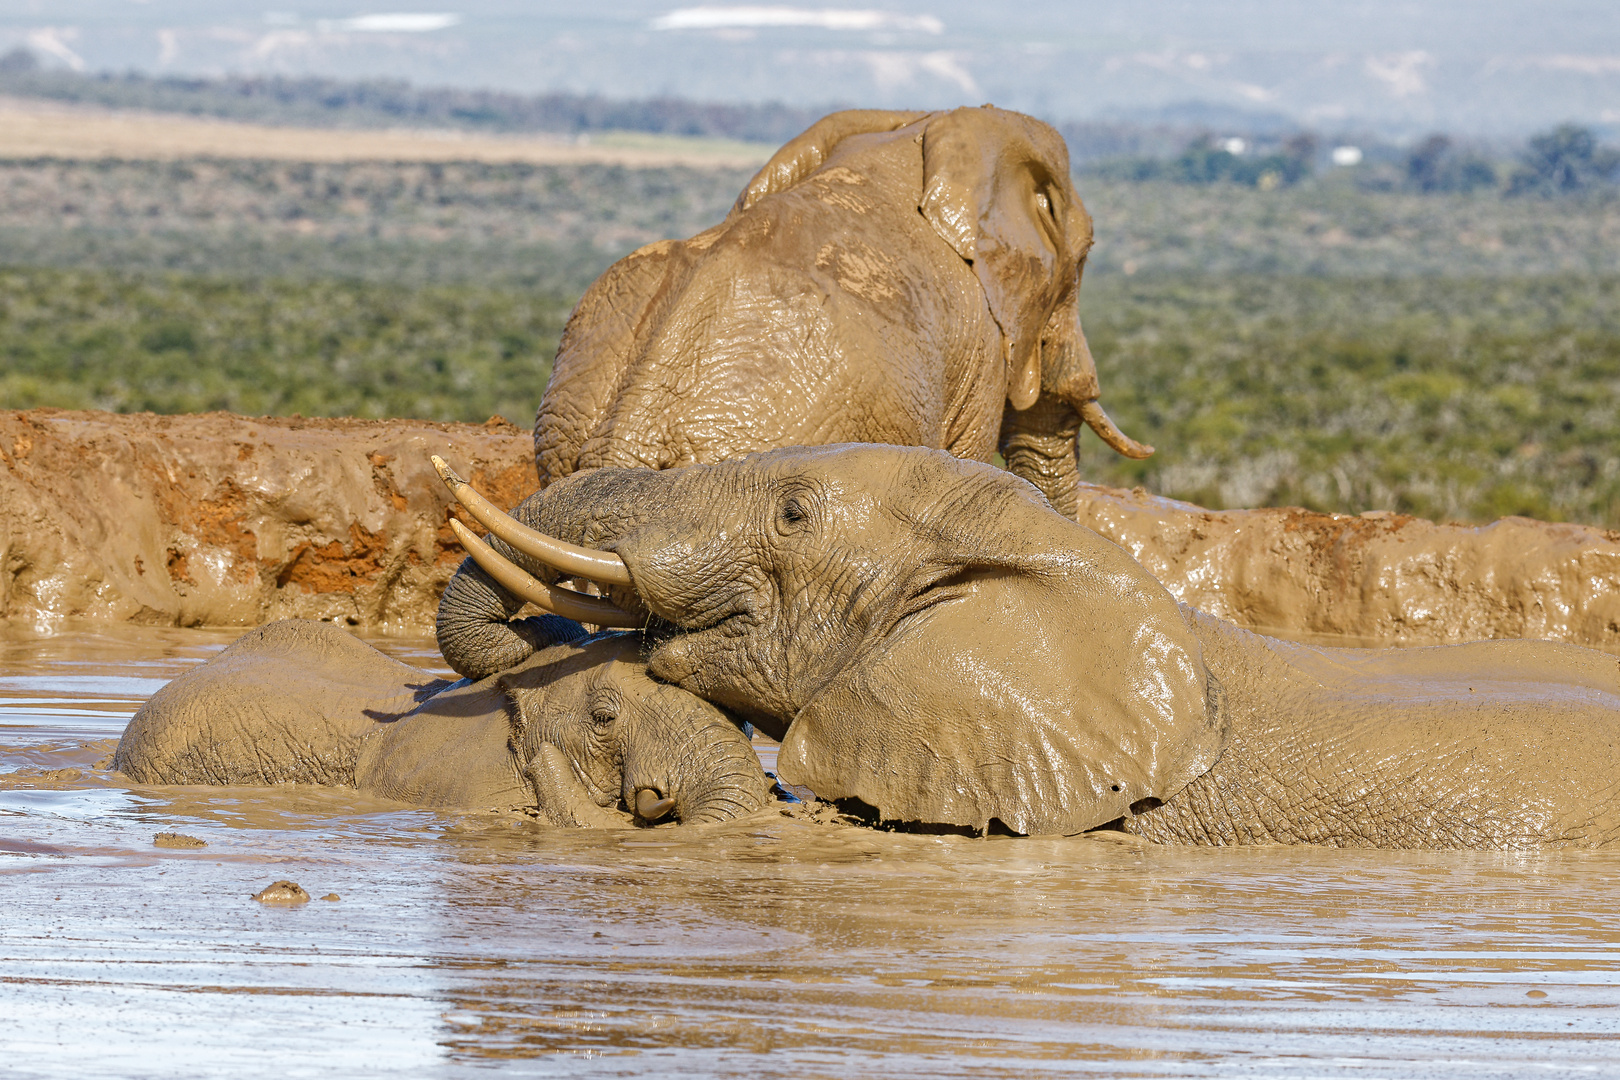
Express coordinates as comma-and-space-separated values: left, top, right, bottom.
2, 408, 1617, 650
0, 409, 534, 629
1076, 485, 1620, 653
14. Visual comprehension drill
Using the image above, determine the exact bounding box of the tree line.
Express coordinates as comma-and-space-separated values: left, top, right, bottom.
1, 47, 1614, 194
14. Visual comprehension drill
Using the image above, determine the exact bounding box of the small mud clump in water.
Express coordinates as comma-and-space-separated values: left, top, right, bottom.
320, 893, 341, 902
153, 832, 206, 848
252, 880, 311, 905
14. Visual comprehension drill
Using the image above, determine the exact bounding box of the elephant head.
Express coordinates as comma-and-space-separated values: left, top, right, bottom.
437, 445, 1223, 836
737, 106, 1152, 507
498, 633, 771, 827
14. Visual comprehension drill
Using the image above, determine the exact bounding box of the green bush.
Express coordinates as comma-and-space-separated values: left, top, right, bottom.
0, 267, 570, 425
1079, 274, 1620, 527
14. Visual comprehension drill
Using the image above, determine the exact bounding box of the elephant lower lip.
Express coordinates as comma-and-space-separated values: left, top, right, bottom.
665, 596, 754, 635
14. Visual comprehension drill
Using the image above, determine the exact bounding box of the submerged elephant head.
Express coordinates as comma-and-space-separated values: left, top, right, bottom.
116, 619, 769, 828
438, 445, 1223, 835
498, 633, 771, 827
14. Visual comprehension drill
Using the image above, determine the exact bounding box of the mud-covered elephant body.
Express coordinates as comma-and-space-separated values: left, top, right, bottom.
447, 443, 1620, 849
114, 619, 769, 827
533, 106, 1146, 509
440, 106, 1150, 679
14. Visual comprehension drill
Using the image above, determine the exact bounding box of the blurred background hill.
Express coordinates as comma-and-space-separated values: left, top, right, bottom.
0, 3, 1617, 526
3, 1, 1618, 138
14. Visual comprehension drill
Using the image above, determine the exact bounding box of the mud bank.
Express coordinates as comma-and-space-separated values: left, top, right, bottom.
0, 409, 535, 629
2, 408, 1617, 648
1075, 485, 1620, 651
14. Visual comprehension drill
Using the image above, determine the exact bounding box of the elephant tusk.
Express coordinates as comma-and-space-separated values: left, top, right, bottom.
432, 455, 634, 586
1078, 400, 1155, 460
634, 788, 676, 822
447, 519, 642, 628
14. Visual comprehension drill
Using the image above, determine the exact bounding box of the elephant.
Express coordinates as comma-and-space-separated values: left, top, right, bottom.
443, 106, 1156, 680
113, 619, 771, 827
438, 442, 1620, 849
531, 105, 1148, 513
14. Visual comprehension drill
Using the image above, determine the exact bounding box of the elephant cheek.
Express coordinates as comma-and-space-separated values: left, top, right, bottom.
778, 576, 1222, 835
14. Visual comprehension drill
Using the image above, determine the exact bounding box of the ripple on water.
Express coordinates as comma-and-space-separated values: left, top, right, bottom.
0, 621, 1618, 1079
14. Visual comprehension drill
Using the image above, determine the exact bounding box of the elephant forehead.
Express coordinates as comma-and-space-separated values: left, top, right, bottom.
739, 443, 1011, 492
778, 566, 1223, 835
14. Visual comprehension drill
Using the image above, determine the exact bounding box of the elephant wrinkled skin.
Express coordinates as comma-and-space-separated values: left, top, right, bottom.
449, 443, 1620, 848
532, 106, 1147, 510
114, 619, 770, 827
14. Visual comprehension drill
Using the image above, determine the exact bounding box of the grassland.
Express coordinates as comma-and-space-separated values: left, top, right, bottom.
0, 268, 570, 426
1, 155, 1616, 527
1080, 274, 1620, 526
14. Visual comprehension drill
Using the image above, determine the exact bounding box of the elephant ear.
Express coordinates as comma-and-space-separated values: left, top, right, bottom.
777, 527, 1225, 836
734, 108, 931, 214
919, 106, 1089, 411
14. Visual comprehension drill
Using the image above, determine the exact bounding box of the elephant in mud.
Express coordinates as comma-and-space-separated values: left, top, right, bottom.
441, 443, 1620, 849
532, 106, 1149, 515
114, 619, 770, 827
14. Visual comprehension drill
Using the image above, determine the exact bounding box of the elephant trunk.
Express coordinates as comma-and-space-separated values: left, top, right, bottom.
433, 460, 676, 678
624, 682, 771, 825
436, 551, 587, 680
999, 395, 1084, 520
1000, 303, 1152, 519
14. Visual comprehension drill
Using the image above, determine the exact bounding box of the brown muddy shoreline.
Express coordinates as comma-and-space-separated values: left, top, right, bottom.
2, 407, 1617, 650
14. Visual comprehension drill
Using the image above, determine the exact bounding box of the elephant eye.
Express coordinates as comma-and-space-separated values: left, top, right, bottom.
773, 482, 820, 535
778, 496, 811, 534
1034, 188, 1052, 217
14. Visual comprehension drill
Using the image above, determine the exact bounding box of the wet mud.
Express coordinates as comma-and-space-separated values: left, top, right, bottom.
3, 621, 1620, 1077
5, 409, 1618, 653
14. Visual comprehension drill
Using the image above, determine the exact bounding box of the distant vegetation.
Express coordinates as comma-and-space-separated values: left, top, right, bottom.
0, 47, 825, 144
1080, 275, 1620, 527
1091, 124, 1620, 194
0, 69, 1615, 526
0, 267, 569, 426
3, 159, 1614, 288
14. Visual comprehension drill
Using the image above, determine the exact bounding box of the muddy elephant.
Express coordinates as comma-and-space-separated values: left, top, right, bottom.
532, 106, 1148, 514
114, 619, 770, 827
442, 443, 1620, 849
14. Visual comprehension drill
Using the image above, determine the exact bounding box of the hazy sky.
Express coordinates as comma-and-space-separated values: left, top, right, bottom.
6, 2, 1618, 135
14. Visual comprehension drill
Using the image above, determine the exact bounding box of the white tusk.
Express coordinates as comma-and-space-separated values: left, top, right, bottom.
1078, 400, 1154, 460
448, 519, 642, 628
432, 455, 633, 586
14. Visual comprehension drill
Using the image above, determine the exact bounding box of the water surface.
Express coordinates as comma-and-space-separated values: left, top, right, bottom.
2, 621, 1618, 1078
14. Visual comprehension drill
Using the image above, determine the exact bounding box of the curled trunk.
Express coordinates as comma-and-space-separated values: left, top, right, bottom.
437, 468, 674, 679
435, 547, 587, 680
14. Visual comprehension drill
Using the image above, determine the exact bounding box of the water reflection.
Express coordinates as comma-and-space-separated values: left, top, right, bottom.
2, 621, 1618, 1077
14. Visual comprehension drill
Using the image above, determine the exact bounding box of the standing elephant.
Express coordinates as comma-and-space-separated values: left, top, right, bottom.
441, 443, 1620, 849
533, 106, 1149, 515
114, 619, 770, 827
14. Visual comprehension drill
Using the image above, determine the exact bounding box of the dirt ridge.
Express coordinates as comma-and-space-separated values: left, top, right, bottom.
2, 408, 1617, 650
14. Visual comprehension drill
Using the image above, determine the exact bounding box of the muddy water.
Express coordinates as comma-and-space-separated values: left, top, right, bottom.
3, 623, 1619, 1078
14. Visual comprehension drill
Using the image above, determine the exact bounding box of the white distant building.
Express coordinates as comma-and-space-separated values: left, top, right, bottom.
1331, 145, 1364, 166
